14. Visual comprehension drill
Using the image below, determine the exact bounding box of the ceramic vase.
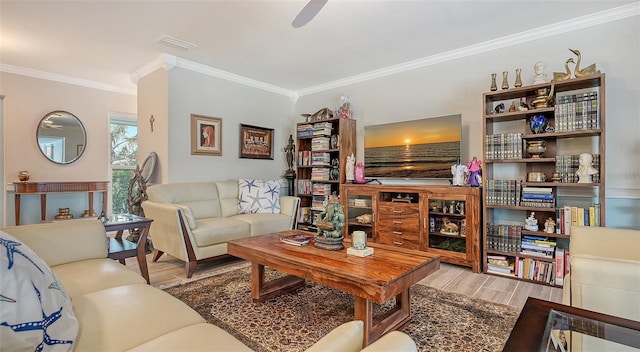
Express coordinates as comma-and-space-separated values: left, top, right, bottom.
490, 73, 497, 91
515, 68, 522, 87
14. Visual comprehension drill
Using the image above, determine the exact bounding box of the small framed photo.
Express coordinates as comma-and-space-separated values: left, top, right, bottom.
76, 144, 84, 155
239, 124, 274, 159
191, 114, 222, 155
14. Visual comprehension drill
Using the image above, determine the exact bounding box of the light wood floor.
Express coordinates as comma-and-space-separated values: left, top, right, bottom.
126, 252, 562, 311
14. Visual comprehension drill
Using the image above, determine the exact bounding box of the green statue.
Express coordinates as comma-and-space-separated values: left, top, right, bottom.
316, 194, 345, 238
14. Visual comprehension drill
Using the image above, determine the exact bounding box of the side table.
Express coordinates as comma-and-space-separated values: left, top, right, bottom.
104, 214, 153, 284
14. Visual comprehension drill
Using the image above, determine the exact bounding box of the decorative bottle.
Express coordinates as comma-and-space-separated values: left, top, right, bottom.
501, 71, 509, 90
490, 73, 497, 91
515, 68, 523, 87
354, 163, 365, 184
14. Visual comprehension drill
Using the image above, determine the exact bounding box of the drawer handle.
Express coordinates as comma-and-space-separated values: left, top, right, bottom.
393, 220, 402, 224
393, 231, 402, 235
393, 241, 403, 245
393, 210, 402, 213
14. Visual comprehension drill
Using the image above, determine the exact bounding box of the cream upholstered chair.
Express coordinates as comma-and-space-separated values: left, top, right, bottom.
562, 226, 640, 321
306, 320, 417, 352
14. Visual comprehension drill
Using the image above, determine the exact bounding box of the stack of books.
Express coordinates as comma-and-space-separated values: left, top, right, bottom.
521, 187, 554, 208
312, 183, 331, 196
311, 137, 330, 151
311, 167, 330, 180
486, 223, 522, 253
296, 124, 314, 138
520, 235, 556, 259
280, 233, 313, 246
313, 122, 333, 136
311, 152, 330, 166
297, 179, 312, 195
556, 204, 600, 234
485, 179, 521, 206
486, 255, 515, 275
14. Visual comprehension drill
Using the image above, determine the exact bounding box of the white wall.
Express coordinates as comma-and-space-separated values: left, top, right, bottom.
137, 67, 295, 184
1, 72, 136, 225
294, 17, 640, 228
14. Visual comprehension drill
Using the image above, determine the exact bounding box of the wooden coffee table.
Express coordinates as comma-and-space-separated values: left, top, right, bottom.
227, 230, 440, 346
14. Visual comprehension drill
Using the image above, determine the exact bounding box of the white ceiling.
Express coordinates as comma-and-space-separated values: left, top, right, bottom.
1, 1, 637, 96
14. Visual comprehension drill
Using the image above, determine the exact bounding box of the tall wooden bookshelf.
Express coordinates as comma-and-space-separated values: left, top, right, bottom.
295, 117, 356, 231
482, 74, 605, 286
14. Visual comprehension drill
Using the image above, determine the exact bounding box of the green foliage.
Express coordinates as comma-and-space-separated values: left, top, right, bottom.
110, 124, 137, 166
112, 169, 133, 214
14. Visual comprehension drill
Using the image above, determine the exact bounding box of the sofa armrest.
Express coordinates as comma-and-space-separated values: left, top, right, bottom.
279, 196, 300, 229
305, 320, 363, 352
564, 255, 640, 321
361, 331, 417, 352
1, 220, 108, 266
141, 201, 195, 262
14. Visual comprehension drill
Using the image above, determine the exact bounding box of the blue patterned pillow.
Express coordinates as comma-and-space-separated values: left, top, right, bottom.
0, 231, 79, 351
238, 178, 281, 214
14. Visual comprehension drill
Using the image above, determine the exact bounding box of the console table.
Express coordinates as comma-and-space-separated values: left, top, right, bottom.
14, 181, 109, 225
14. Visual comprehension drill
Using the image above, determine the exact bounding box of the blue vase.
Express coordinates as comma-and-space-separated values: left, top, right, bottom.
528, 115, 548, 134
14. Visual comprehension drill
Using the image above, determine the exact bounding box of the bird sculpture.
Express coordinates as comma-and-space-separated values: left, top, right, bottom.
569, 48, 600, 78
552, 58, 575, 82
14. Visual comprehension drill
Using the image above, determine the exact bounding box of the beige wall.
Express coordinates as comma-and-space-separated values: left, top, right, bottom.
1, 72, 136, 225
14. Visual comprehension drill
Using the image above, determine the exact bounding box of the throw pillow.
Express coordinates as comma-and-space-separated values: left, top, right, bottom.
0, 231, 79, 351
238, 178, 281, 214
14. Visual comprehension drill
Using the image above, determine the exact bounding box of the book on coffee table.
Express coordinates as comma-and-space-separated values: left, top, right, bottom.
280, 234, 313, 246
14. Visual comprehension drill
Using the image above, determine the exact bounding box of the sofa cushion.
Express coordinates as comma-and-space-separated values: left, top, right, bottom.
53, 258, 146, 298
192, 218, 251, 246
0, 231, 79, 351
71, 283, 205, 351
147, 182, 222, 219
126, 323, 252, 351
234, 213, 294, 236
215, 180, 242, 218
238, 178, 281, 214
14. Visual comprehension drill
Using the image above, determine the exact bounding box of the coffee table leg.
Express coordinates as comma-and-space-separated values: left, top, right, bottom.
250, 262, 305, 302
355, 288, 412, 346
136, 226, 151, 284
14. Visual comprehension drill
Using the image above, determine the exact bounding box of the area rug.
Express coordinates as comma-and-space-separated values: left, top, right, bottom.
164, 266, 519, 352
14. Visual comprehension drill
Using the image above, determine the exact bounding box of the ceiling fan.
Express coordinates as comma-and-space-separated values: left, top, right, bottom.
40, 119, 63, 129
292, 0, 328, 28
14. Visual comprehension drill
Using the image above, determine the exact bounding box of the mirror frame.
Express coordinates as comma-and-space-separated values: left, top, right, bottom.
140, 151, 157, 183
37, 110, 87, 165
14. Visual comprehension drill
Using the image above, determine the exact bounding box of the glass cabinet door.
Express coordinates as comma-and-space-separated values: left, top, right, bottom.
426, 198, 468, 253
345, 193, 374, 240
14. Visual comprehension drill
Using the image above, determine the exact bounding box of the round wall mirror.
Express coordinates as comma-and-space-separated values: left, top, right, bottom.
37, 110, 87, 164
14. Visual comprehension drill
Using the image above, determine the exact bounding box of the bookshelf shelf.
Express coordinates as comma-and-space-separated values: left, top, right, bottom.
482, 73, 606, 287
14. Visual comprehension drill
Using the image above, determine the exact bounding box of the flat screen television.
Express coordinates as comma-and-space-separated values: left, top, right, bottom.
364, 114, 461, 179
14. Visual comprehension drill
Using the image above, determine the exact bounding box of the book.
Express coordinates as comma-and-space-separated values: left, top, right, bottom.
555, 247, 565, 286
280, 234, 313, 246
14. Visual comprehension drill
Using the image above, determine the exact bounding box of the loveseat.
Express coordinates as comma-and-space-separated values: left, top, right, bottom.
142, 179, 300, 278
0, 220, 417, 351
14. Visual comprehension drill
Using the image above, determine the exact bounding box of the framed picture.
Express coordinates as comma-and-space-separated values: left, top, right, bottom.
239, 124, 274, 159
191, 114, 222, 155
76, 144, 84, 155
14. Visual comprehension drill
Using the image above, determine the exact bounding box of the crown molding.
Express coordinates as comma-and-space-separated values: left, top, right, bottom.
0, 64, 137, 96
130, 53, 177, 84
296, 2, 640, 96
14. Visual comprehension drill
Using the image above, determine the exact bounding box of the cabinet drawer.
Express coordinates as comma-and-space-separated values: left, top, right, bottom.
378, 232, 420, 250
378, 203, 420, 217
378, 217, 421, 231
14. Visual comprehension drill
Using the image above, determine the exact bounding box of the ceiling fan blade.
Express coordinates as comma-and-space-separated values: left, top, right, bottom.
292, 0, 328, 28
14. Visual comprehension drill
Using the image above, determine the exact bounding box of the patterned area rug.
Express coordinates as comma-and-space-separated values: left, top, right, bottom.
164, 265, 519, 352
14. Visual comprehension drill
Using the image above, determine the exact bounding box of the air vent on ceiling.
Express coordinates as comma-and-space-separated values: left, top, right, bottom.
156, 34, 197, 51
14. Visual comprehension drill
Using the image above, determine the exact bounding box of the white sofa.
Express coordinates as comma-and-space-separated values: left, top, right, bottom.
0, 220, 417, 351
142, 180, 300, 278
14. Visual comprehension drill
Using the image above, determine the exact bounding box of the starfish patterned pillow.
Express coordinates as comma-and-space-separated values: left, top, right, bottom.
238, 178, 281, 214
0, 231, 79, 351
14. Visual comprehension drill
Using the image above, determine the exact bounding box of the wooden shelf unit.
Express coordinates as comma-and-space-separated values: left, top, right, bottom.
295, 118, 356, 231
341, 184, 482, 272
482, 73, 606, 286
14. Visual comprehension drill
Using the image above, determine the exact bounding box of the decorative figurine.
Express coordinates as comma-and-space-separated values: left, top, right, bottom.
335, 95, 353, 118
466, 157, 482, 187
315, 194, 345, 250
552, 58, 575, 82
501, 71, 509, 90
531, 85, 555, 109
517, 98, 529, 111
514, 68, 523, 87
284, 134, 295, 172
490, 73, 497, 91
494, 103, 505, 114
533, 62, 548, 84
346, 153, 355, 183
524, 212, 539, 231
508, 101, 516, 112
569, 49, 600, 78
576, 153, 598, 183
451, 159, 468, 186
544, 217, 556, 234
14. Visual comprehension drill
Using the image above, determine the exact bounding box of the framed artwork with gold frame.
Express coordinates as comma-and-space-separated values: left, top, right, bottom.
191, 114, 222, 155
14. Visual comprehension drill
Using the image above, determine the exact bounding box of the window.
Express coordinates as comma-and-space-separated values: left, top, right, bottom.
110, 114, 137, 214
